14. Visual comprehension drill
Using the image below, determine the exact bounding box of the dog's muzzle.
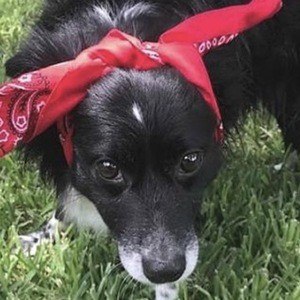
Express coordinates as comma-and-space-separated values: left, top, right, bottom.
118, 232, 199, 284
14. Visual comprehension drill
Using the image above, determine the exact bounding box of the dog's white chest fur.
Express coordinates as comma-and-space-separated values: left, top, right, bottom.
61, 186, 108, 234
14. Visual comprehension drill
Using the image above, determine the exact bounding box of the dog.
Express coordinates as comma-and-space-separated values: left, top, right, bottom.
2, 0, 300, 299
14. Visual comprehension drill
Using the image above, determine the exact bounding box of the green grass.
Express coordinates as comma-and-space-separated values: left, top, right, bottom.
0, 1, 300, 299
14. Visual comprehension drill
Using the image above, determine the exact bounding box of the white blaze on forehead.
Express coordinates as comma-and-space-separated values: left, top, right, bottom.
132, 102, 144, 124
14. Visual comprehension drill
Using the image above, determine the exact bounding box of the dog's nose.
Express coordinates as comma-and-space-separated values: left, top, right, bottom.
142, 253, 186, 284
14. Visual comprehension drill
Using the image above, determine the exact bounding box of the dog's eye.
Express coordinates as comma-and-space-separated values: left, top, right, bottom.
179, 151, 204, 174
97, 160, 122, 181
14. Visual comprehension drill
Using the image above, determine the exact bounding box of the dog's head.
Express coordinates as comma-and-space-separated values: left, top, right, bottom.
71, 67, 223, 284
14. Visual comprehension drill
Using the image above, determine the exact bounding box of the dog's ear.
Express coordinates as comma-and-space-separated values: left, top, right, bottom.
6, 3, 115, 78
5, 27, 70, 78
5, 54, 26, 78
203, 40, 254, 132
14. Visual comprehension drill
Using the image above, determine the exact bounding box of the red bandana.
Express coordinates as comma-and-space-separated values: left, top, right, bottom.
0, 0, 282, 165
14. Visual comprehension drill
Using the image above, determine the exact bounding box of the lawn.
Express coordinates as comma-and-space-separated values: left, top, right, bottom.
0, 0, 300, 299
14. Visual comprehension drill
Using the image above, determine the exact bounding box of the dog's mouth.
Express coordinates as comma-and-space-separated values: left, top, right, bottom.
117, 234, 199, 285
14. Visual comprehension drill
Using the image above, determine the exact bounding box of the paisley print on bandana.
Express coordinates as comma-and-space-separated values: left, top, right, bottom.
0, 72, 51, 156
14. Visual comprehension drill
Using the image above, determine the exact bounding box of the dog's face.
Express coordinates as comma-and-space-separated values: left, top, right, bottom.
71, 68, 223, 284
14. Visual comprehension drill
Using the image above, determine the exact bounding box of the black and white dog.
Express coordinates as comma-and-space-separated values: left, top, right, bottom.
4, 0, 300, 299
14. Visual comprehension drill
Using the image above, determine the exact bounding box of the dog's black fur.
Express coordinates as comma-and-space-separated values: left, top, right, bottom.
5, 0, 300, 286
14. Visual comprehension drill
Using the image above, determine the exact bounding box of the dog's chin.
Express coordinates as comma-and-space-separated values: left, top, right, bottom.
118, 237, 199, 285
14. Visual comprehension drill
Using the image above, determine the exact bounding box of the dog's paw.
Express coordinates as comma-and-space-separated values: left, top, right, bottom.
18, 232, 50, 256
155, 284, 178, 300
17, 214, 59, 256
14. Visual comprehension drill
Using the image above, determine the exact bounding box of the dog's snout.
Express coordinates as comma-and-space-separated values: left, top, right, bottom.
142, 252, 186, 284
